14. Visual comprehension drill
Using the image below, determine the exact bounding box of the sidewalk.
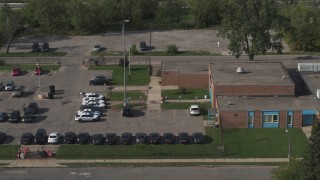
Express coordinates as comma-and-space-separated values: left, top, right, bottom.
0, 158, 289, 167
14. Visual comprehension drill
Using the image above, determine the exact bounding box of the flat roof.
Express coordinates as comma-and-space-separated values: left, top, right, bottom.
161, 61, 209, 74
210, 62, 294, 85
217, 96, 320, 111
301, 72, 320, 95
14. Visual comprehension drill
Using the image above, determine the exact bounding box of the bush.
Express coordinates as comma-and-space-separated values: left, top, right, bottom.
130, 44, 139, 55
176, 87, 187, 94
0, 58, 6, 66
166, 44, 178, 54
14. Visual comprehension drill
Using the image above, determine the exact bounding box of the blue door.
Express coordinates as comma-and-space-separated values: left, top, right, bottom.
302, 110, 317, 126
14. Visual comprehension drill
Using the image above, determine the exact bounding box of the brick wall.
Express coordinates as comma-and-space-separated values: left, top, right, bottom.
215, 84, 295, 96
254, 111, 262, 128
161, 71, 208, 89
279, 111, 287, 128
293, 110, 302, 127
219, 111, 248, 128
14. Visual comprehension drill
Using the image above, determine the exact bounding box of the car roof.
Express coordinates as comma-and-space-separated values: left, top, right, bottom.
49, 132, 59, 136
190, 105, 199, 108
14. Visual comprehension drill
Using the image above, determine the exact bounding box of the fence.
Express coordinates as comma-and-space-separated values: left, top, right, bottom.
85, 56, 151, 66
2, 57, 62, 65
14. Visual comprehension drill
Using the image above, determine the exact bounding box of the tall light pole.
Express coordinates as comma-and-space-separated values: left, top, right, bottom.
217, 42, 220, 55
36, 54, 41, 93
123, 19, 129, 106
285, 130, 291, 162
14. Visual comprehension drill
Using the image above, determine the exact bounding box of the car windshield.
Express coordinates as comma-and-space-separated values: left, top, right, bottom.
49, 135, 56, 138
94, 135, 102, 140
195, 134, 203, 139
137, 135, 144, 139
191, 108, 199, 110
165, 134, 173, 139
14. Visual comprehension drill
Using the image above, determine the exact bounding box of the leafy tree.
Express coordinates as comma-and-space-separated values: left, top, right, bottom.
280, 4, 320, 51
188, 0, 221, 28
156, 0, 188, 28
272, 158, 302, 180
218, 0, 284, 60
0, 3, 22, 53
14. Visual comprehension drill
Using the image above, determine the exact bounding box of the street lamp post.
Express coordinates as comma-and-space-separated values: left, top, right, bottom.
285, 130, 291, 162
122, 19, 129, 106
36, 54, 41, 93
217, 42, 220, 55
128, 40, 131, 80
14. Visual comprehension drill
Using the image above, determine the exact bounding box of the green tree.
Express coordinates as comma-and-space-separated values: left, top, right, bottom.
272, 158, 302, 180
156, 0, 188, 28
280, 4, 320, 51
188, 0, 221, 28
0, 3, 22, 54
218, 0, 283, 60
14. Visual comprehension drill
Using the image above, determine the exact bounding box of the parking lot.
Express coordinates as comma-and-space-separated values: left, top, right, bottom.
0, 57, 204, 145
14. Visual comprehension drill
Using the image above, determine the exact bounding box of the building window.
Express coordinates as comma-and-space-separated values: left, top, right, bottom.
287, 111, 293, 125
248, 111, 254, 125
263, 111, 279, 123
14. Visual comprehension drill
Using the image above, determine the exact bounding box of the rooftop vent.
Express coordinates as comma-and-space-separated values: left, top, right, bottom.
236, 67, 245, 74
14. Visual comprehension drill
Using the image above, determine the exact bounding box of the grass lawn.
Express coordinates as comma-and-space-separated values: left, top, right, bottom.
0, 52, 66, 57
89, 65, 149, 86
0, 145, 20, 160
162, 89, 209, 100
108, 91, 147, 101
223, 128, 308, 158
0, 64, 60, 71
57, 127, 224, 159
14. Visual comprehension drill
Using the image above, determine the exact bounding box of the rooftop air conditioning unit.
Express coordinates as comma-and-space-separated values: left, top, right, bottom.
236, 67, 245, 74
317, 89, 320, 100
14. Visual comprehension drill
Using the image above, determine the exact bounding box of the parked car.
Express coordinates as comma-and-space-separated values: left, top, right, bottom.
105, 133, 117, 145
178, 132, 190, 144
64, 132, 77, 144
11, 67, 21, 76
192, 132, 205, 144
121, 132, 132, 145
9, 110, 21, 123
48, 132, 61, 144
24, 102, 38, 114
92, 133, 104, 145
12, 86, 24, 97
82, 98, 105, 105
42, 42, 49, 52
34, 67, 43, 75
135, 133, 147, 144
189, 104, 200, 115
32, 43, 40, 52
81, 92, 105, 100
89, 78, 109, 86
35, 129, 47, 145
163, 132, 175, 144
22, 109, 34, 123
0, 132, 6, 143
122, 106, 133, 117
20, 132, 33, 145
93, 44, 101, 52
80, 105, 104, 112
81, 101, 106, 109
149, 133, 161, 144
139, 41, 148, 51
76, 108, 102, 117
5, 81, 15, 91
75, 112, 100, 122
77, 133, 89, 144
0, 82, 4, 91
0, 112, 8, 122
91, 75, 110, 80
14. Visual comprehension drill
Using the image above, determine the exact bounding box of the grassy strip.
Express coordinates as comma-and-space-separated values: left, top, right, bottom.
0, 145, 20, 160
0, 52, 67, 57
223, 128, 308, 158
56, 127, 223, 159
162, 89, 209, 100
108, 91, 147, 101
92, 50, 217, 56
88, 65, 149, 86
60, 162, 285, 167
0, 64, 60, 71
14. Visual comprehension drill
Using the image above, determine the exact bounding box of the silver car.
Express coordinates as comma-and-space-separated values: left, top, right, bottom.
12, 86, 23, 97
5, 81, 15, 91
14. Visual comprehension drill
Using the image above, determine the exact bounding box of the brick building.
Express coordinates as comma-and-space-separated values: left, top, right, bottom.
209, 62, 319, 128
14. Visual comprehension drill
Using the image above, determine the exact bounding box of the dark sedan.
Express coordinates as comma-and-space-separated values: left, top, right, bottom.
192, 132, 205, 144
105, 133, 117, 145
92, 133, 104, 145
121, 132, 132, 145
64, 132, 77, 144
149, 133, 161, 144
178, 132, 190, 144
135, 133, 147, 144
163, 132, 175, 144
35, 129, 47, 145
20, 132, 33, 145
9, 110, 21, 123
77, 133, 89, 144
0, 132, 6, 143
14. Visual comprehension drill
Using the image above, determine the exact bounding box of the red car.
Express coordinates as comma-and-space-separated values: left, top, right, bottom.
34, 67, 42, 75
11, 67, 21, 76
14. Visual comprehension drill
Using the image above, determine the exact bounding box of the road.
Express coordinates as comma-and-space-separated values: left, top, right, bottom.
0, 166, 274, 180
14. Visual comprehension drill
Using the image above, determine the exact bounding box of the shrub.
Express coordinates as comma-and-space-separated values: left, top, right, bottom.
166, 44, 178, 55
130, 44, 139, 55
176, 87, 187, 94
0, 58, 6, 66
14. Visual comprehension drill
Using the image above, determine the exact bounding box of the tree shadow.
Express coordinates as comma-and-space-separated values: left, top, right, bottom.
33, 115, 47, 123
3, 135, 15, 144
